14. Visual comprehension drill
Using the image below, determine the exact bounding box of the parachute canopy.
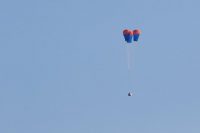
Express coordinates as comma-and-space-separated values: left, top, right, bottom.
123, 29, 133, 43
123, 29, 141, 43
133, 29, 141, 41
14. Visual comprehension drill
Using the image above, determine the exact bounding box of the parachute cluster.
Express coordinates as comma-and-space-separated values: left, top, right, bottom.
122, 28, 141, 96
123, 29, 141, 43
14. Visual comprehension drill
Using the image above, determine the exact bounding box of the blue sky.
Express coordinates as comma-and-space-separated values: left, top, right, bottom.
0, 0, 200, 133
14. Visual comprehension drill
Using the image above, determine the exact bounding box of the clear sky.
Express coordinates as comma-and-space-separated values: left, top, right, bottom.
0, 0, 200, 133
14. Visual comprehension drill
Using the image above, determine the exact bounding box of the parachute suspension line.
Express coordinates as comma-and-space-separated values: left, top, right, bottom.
126, 44, 132, 71
126, 44, 134, 90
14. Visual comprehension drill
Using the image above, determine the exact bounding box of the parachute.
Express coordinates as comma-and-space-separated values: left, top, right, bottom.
123, 29, 141, 43
123, 29, 133, 43
133, 29, 141, 41
122, 28, 141, 96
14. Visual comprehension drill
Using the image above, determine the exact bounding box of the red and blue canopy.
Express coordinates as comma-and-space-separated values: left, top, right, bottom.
123, 29, 141, 43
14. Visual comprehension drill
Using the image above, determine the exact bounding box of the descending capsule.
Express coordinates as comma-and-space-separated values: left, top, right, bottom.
123, 29, 133, 43
128, 92, 133, 96
133, 29, 141, 41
